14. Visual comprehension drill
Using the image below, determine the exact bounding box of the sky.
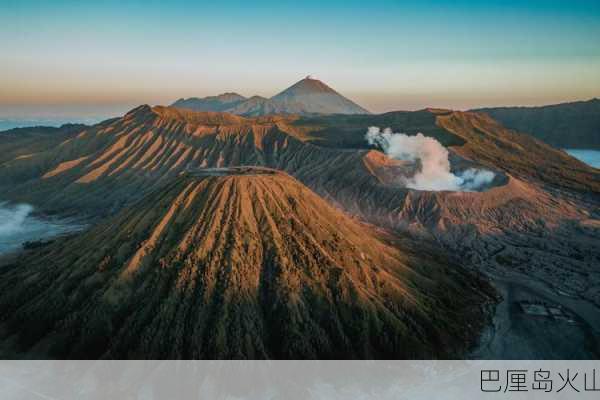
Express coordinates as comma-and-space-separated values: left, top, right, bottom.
1, 0, 600, 120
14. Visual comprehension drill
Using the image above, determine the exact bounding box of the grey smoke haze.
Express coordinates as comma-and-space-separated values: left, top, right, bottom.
0, 202, 83, 254
366, 127, 495, 191
0, 203, 33, 237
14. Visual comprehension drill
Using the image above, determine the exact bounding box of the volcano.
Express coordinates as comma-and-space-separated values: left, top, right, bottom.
1, 105, 598, 342
0, 167, 491, 359
265, 76, 370, 115
171, 76, 370, 116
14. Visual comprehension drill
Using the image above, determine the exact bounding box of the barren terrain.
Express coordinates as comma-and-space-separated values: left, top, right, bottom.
1, 104, 598, 359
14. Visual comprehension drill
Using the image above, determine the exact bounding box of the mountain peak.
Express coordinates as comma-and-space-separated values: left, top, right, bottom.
275, 76, 337, 96
268, 76, 370, 115
123, 104, 155, 120
171, 76, 370, 116
125, 104, 152, 116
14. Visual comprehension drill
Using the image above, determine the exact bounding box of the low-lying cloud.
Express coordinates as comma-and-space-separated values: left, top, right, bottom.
366, 127, 495, 191
0, 202, 84, 254
0, 203, 33, 236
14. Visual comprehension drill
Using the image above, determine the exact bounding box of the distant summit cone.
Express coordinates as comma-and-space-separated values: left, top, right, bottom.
171, 76, 370, 116
0, 167, 490, 359
273, 75, 337, 95
258, 76, 370, 115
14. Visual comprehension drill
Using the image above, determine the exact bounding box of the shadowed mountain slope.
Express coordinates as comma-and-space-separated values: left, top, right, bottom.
172, 93, 247, 112
225, 96, 296, 117
0, 123, 87, 164
435, 109, 600, 192
0, 168, 492, 359
473, 98, 600, 150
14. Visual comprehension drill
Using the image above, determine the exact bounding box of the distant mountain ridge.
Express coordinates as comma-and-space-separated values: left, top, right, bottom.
0, 123, 87, 164
172, 92, 247, 112
472, 98, 600, 149
172, 76, 370, 116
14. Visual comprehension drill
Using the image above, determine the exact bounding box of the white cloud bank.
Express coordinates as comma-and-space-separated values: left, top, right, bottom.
366, 127, 495, 191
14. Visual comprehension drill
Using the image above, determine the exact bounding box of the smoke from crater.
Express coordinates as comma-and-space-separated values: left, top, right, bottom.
0, 203, 33, 236
365, 127, 495, 191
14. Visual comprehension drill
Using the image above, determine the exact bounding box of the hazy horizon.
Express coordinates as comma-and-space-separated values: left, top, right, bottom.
2, 1, 600, 119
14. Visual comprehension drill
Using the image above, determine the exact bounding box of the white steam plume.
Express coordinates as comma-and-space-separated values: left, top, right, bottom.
366, 127, 495, 191
0, 203, 34, 237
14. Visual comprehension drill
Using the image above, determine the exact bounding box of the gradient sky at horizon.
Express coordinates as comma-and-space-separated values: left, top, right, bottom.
1, 0, 600, 119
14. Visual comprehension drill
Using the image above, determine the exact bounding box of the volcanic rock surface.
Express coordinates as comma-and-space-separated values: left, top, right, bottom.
1, 105, 599, 351
0, 168, 492, 358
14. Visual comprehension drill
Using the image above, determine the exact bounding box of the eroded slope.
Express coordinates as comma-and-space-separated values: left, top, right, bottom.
0, 168, 492, 359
